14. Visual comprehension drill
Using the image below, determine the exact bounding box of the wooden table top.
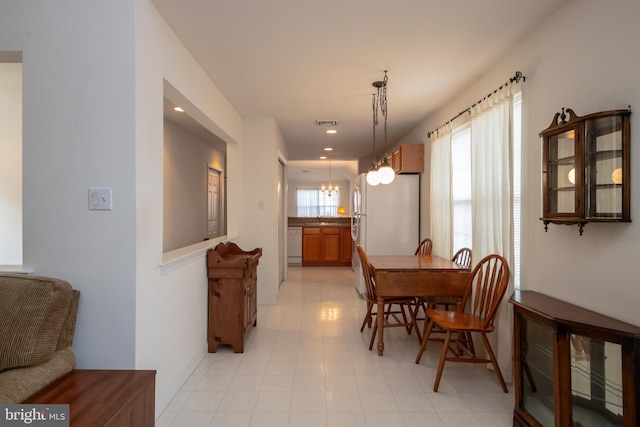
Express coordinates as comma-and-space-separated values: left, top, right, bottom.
368, 255, 469, 272
24, 370, 156, 427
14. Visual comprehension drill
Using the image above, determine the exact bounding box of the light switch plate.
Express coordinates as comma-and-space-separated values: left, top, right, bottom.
88, 187, 112, 210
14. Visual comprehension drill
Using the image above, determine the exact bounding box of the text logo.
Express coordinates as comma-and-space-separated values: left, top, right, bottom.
0, 405, 69, 426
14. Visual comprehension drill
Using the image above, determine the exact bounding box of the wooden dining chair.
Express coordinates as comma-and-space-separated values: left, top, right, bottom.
356, 245, 421, 351
415, 253, 510, 393
414, 238, 433, 256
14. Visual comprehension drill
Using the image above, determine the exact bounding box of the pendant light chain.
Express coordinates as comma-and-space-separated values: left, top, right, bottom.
367, 70, 394, 186
372, 93, 378, 163
367, 92, 381, 186
380, 71, 388, 159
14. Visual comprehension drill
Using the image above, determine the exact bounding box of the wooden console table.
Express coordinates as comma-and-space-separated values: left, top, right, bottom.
207, 242, 262, 353
24, 370, 156, 427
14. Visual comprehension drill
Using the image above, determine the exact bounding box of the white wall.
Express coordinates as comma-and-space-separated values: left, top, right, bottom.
0, 63, 22, 265
135, 0, 245, 412
417, 0, 640, 325
0, 0, 139, 368
240, 117, 288, 304
0, 0, 248, 414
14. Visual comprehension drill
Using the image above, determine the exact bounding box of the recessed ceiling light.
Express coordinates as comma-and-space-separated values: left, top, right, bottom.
174, 106, 184, 112
319, 156, 327, 160
326, 129, 337, 134
324, 147, 333, 151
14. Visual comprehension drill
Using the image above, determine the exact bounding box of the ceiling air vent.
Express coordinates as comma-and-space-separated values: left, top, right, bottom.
315, 120, 338, 126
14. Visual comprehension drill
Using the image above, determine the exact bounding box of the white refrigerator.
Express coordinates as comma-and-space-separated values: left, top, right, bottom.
351, 173, 420, 296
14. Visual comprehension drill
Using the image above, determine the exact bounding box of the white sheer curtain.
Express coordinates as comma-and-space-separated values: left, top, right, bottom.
429, 126, 452, 258
470, 81, 519, 382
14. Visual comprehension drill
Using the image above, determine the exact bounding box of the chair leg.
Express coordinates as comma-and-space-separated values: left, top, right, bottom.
360, 302, 373, 332
480, 333, 508, 393
368, 317, 378, 351
399, 304, 411, 334
408, 303, 422, 343
415, 318, 435, 364
433, 330, 452, 392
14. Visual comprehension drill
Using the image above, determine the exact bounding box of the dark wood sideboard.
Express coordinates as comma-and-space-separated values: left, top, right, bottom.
510, 290, 640, 427
24, 369, 156, 427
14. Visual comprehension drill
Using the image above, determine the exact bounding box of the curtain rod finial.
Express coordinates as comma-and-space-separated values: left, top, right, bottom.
512, 71, 525, 83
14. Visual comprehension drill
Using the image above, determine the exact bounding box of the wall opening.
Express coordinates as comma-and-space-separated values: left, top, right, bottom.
0, 53, 23, 266
162, 83, 227, 253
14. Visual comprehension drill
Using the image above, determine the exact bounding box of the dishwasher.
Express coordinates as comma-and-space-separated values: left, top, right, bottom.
287, 227, 302, 266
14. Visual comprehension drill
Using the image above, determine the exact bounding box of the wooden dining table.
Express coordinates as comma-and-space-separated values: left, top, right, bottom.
368, 254, 471, 356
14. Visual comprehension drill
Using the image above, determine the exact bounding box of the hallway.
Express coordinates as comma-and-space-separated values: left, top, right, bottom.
157, 267, 513, 426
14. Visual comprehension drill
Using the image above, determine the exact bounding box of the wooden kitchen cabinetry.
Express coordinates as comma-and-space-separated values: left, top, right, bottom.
302, 227, 351, 266
391, 144, 424, 174
341, 227, 352, 263
510, 290, 640, 427
302, 227, 321, 262
207, 242, 262, 353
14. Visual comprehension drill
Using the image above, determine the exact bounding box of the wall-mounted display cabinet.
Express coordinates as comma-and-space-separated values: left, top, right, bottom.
539, 108, 631, 234
510, 290, 640, 427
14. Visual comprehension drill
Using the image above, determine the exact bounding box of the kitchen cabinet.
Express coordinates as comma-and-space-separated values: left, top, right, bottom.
341, 227, 352, 262
539, 108, 631, 234
207, 242, 262, 353
302, 226, 351, 266
390, 144, 424, 174
510, 290, 640, 427
302, 227, 321, 262
322, 227, 341, 262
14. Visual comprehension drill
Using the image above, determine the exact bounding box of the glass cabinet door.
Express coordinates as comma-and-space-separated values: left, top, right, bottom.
519, 316, 555, 426
570, 334, 623, 426
584, 116, 624, 218
546, 128, 578, 215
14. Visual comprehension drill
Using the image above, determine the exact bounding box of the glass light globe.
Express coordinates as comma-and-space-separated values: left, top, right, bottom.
611, 167, 622, 184
378, 164, 395, 184
366, 169, 380, 186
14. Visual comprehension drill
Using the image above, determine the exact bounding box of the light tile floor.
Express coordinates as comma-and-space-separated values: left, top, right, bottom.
157, 267, 514, 427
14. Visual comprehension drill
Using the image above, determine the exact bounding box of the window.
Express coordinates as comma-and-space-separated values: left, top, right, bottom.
450, 97, 522, 286
512, 92, 522, 289
296, 188, 339, 217
451, 124, 472, 253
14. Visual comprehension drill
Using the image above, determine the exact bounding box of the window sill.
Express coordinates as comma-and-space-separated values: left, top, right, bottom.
0, 265, 34, 274
159, 234, 238, 275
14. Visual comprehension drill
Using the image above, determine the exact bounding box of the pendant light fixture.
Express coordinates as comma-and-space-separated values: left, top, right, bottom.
374, 71, 395, 185
321, 160, 339, 196
366, 93, 381, 186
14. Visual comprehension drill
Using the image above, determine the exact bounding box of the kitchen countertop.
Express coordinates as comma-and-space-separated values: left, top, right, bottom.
288, 217, 351, 228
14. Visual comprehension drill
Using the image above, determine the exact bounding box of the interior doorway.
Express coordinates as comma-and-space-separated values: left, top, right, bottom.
207, 166, 222, 239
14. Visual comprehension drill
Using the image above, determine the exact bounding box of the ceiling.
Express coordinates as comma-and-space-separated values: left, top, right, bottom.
153, 0, 566, 179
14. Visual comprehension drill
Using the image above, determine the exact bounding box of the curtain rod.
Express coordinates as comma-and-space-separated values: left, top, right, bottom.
427, 71, 525, 139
